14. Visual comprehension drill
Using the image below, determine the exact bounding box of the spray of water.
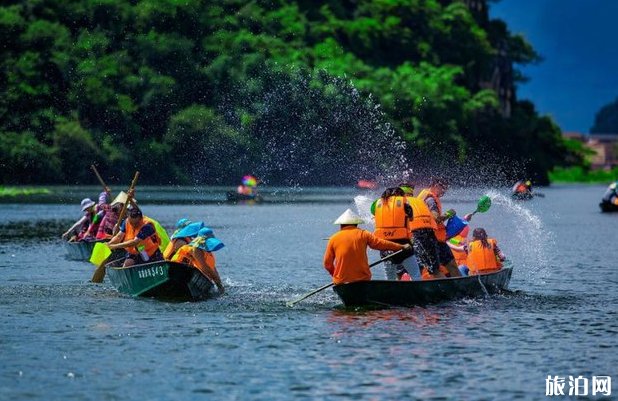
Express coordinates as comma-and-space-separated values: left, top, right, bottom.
485, 189, 555, 283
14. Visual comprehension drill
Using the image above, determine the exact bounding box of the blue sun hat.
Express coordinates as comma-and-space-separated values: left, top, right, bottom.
445, 214, 469, 240
171, 221, 204, 240
175, 218, 191, 229
190, 227, 225, 252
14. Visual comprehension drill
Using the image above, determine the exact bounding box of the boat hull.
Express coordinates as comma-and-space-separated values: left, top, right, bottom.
64, 240, 100, 261
599, 201, 618, 212
106, 260, 216, 301
333, 267, 513, 307
226, 190, 263, 203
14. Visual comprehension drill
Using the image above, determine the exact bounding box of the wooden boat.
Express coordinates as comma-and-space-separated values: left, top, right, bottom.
599, 201, 618, 212
511, 191, 533, 200
105, 259, 217, 301
332, 266, 513, 307
225, 190, 263, 203
64, 240, 101, 261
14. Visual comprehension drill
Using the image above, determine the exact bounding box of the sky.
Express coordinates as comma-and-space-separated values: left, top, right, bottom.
489, 0, 618, 133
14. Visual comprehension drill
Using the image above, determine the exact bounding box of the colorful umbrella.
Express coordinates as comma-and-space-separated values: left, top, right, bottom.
242, 175, 257, 187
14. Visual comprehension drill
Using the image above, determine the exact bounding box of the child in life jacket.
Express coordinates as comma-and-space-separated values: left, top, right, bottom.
466, 228, 505, 275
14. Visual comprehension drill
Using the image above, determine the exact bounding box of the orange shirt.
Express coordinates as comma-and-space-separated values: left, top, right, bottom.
323, 226, 404, 284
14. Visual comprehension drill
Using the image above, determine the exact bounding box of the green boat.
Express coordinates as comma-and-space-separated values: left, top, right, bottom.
64, 240, 101, 261
332, 266, 513, 307
106, 259, 217, 301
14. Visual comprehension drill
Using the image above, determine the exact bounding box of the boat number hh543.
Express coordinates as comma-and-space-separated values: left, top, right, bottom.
138, 265, 165, 279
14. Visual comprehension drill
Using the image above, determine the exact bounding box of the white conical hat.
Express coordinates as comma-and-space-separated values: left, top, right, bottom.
111, 191, 137, 206
333, 209, 365, 225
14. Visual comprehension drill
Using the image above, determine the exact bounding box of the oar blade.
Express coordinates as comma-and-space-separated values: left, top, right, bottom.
89, 242, 111, 266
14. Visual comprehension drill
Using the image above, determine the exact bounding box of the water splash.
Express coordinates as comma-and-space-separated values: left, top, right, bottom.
485, 189, 555, 282
353, 194, 376, 224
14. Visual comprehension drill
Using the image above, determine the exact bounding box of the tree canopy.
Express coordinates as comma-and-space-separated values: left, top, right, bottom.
0, 0, 581, 185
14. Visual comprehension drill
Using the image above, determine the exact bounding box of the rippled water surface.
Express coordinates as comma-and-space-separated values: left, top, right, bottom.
1, 184, 616, 400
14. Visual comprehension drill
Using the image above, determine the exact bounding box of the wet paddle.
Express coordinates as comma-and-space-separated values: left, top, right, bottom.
91, 171, 140, 283
285, 249, 405, 307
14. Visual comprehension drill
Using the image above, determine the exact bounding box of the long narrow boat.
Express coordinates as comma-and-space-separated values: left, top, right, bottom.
599, 201, 618, 212
64, 240, 102, 261
225, 190, 264, 203
332, 266, 513, 307
105, 259, 217, 301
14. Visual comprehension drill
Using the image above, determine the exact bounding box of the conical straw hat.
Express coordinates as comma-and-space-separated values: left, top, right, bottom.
333, 209, 365, 225
111, 191, 137, 206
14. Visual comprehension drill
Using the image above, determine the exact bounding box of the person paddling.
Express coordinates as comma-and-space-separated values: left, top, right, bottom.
601, 181, 618, 206
163, 220, 204, 259
323, 209, 411, 285
107, 205, 163, 267
417, 177, 462, 277
172, 227, 225, 294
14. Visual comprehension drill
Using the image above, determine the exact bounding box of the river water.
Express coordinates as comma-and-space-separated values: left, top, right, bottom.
0, 184, 616, 400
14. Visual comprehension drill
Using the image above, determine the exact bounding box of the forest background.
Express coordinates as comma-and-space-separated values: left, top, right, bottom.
0, 0, 608, 187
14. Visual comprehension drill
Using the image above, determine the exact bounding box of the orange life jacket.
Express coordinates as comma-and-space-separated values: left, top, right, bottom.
418, 189, 447, 242
124, 216, 161, 258
407, 197, 437, 231
466, 238, 500, 275
374, 196, 411, 241
449, 235, 468, 266
421, 264, 450, 279
171, 245, 216, 278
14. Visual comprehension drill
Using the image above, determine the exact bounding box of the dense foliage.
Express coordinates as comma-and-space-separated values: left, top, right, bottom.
0, 0, 581, 186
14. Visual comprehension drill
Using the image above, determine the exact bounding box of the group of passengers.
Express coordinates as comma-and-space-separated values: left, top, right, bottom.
62, 188, 225, 294
323, 177, 505, 285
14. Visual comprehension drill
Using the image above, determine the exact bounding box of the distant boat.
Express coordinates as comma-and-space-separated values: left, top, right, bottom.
332, 265, 513, 307
599, 201, 618, 212
226, 191, 263, 203
106, 259, 218, 302
357, 180, 378, 190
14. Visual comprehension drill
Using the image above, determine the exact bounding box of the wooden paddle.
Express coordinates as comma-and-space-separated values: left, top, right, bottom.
91, 164, 111, 199
91, 171, 140, 283
285, 249, 405, 307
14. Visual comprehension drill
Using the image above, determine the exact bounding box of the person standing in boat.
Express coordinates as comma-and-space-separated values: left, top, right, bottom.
106, 205, 163, 267
397, 183, 448, 279
323, 209, 411, 285
466, 227, 506, 275
172, 227, 225, 294
417, 177, 462, 277
371, 186, 422, 280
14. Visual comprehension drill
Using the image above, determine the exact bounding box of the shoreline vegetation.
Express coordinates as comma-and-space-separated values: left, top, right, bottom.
548, 167, 618, 184
0, 1, 583, 186
0, 187, 51, 197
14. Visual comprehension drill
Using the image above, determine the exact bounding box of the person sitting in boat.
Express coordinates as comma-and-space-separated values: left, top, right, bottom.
512, 180, 533, 200
62, 197, 100, 242
323, 209, 411, 285
466, 228, 506, 276
417, 177, 462, 277
106, 205, 163, 267
447, 225, 470, 276
601, 181, 618, 206
236, 175, 259, 199
369, 186, 421, 280
94, 191, 129, 240
163, 220, 204, 259
171, 227, 225, 294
